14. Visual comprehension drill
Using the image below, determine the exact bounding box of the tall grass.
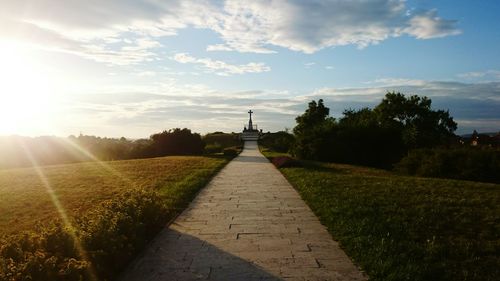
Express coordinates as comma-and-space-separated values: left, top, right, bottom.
0, 156, 227, 280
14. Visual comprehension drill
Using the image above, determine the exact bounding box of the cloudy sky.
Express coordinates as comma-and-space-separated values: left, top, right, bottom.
0, 0, 499, 138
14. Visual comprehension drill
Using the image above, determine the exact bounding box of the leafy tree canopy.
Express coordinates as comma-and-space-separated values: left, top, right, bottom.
293, 100, 333, 134
292, 99, 335, 160
291, 93, 458, 166
374, 92, 457, 148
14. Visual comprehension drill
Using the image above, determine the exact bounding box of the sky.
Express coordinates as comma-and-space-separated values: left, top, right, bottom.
0, 0, 499, 138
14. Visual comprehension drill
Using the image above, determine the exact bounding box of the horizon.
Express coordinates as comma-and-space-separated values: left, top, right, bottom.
1, 0, 499, 138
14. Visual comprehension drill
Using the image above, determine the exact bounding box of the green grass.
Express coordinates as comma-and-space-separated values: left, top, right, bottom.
0, 156, 227, 235
261, 150, 500, 281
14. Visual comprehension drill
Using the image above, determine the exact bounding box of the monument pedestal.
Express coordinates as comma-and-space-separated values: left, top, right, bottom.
241, 131, 260, 141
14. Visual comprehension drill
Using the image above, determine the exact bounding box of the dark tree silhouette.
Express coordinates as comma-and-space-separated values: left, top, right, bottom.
375, 92, 457, 148
291, 93, 458, 168
292, 99, 336, 160
150, 128, 204, 156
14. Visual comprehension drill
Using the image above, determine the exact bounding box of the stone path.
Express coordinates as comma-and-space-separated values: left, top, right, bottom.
120, 141, 367, 281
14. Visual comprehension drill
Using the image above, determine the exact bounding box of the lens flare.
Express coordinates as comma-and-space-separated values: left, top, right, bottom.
60, 137, 137, 186
17, 139, 98, 281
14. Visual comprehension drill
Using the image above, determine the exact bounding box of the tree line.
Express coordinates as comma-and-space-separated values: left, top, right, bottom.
292, 92, 457, 168
261, 92, 500, 183
0, 129, 241, 169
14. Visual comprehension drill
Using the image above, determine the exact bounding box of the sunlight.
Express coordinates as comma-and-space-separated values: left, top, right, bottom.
60, 136, 137, 186
17, 139, 98, 281
0, 42, 55, 135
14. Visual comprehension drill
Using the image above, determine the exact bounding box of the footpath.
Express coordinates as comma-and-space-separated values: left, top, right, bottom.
121, 141, 367, 281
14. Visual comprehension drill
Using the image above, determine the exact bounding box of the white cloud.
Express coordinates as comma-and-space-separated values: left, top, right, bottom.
0, 18, 162, 65
403, 10, 462, 39
364, 78, 427, 87
210, 0, 402, 53
136, 71, 157, 77
205, 0, 460, 53
0, 0, 461, 60
77, 37, 161, 65
206, 44, 234, 52
458, 70, 500, 82
172, 53, 271, 75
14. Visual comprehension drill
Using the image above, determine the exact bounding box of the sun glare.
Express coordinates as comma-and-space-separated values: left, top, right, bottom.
0, 42, 55, 135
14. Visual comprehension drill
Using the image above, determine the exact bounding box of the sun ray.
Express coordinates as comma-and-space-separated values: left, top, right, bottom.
17, 139, 98, 281
60, 136, 138, 187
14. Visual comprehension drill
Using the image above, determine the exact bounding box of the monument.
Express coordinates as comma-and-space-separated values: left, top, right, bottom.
241, 109, 261, 141
243, 110, 257, 132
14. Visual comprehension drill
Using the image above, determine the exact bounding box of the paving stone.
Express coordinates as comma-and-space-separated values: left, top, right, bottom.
120, 141, 367, 281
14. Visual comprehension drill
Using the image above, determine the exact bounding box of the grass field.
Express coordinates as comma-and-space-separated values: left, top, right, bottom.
0, 156, 227, 235
261, 149, 500, 281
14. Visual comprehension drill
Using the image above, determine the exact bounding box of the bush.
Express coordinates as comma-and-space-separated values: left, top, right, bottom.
395, 147, 500, 183
204, 143, 223, 154
312, 124, 404, 169
78, 189, 168, 279
150, 128, 204, 156
260, 131, 295, 153
0, 224, 91, 281
223, 147, 239, 158
271, 156, 301, 168
203, 132, 241, 149
0, 189, 168, 281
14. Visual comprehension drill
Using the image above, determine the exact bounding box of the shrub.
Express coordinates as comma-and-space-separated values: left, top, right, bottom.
203, 132, 242, 149
0, 189, 168, 281
223, 147, 239, 158
260, 131, 295, 153
271, 156, 301, 168
0, 224, 91, 281
77, 189, 168, 279
204, 143, 223, 154
395, 147, 500, 183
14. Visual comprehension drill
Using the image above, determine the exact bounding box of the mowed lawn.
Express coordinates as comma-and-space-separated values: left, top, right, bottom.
0, 156, 227, 235
265, 154, 500, 281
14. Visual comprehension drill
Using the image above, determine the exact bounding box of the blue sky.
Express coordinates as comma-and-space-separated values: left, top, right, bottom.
0, 0, 499, 137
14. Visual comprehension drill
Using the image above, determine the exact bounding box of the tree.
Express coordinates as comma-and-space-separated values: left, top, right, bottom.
291, 93, 458, 169
336, 107, 405, 168
293, 99, 331, 135
150, 128, 204, 156
292, 99, 335, 160
374, 92, 457, 148
339, 107, 378, 128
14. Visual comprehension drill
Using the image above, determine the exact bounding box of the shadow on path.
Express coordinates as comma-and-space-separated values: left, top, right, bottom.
120, 229, 282, 281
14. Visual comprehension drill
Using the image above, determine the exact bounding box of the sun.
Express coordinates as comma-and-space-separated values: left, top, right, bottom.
0, 42, 55, 135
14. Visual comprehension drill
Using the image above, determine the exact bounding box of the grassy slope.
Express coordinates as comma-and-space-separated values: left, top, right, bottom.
0, 156, 227, 235
261, 150, 500, 281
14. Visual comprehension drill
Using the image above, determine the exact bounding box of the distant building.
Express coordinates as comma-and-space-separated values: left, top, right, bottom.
464, 130, 500, 147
